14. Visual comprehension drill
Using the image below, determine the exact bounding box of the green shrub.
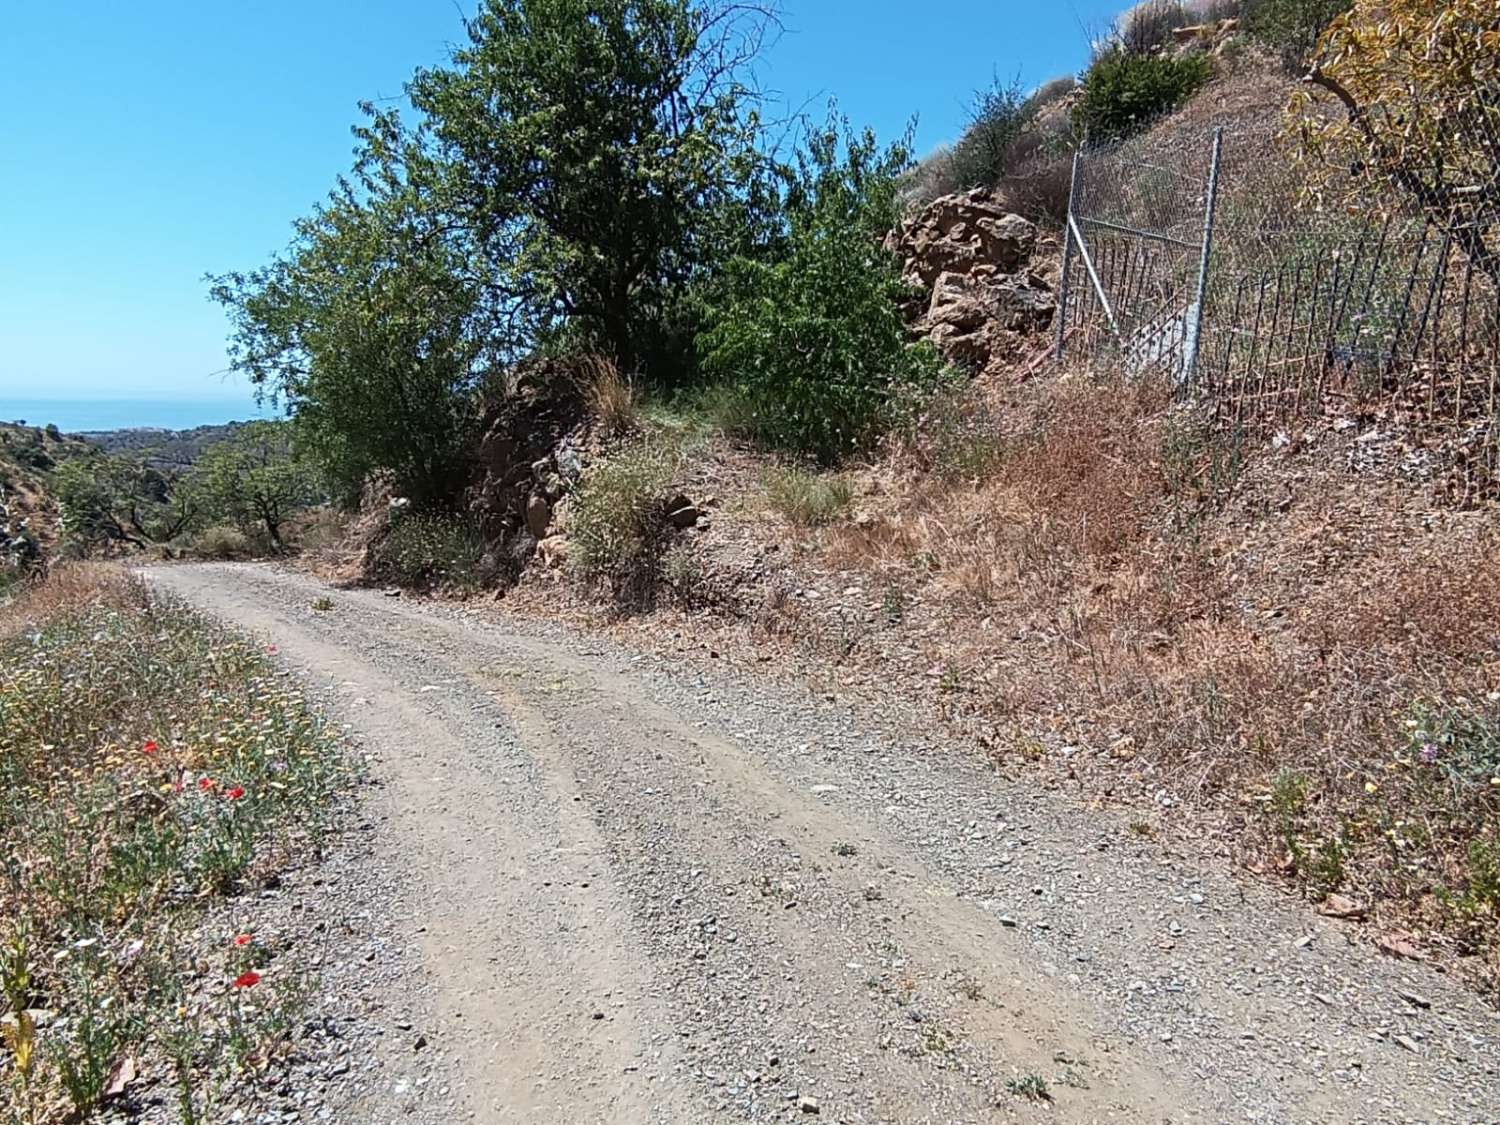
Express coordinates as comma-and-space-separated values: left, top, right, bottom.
371, 511, 483, 590
1244, 0, 1351, 67
1074, 48, 1214, 141
949, 77, 1036, 192
698, 116, 954, 464
765, 468, 853, 526
1405, 699, 1500, 790
570, 443, 676, 604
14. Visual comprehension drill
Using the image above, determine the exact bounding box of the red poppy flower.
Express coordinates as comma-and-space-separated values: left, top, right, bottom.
224, 786, 246, 801
198, 777, 216, 792
232, 970, 261, 989
142, 740, 159, 755
233, 934, 253, 947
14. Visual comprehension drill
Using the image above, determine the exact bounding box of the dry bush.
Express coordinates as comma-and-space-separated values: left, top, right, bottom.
580, 354, 640, 439
1301, 532, 1500, 658
192, 523, 254, 560
0, 562, 143, 640
1118, 0, 1196, 55
902, 146, 961, 207
999, 152, 1076, 226
813, 364, 1499, 976
998, 376, 1168, 561
1117, 0, 1246, 55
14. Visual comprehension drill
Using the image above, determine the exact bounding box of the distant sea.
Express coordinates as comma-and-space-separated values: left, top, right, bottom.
0, 398, 273, 434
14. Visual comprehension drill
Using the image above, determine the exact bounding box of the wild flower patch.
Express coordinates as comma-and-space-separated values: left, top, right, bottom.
0, 566, 347, 1122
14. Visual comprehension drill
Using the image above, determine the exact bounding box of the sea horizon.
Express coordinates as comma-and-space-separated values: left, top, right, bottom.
0, 397, 275, 434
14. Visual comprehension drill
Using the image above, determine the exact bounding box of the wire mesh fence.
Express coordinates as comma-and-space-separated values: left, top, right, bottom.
1058, 101, 1500, 495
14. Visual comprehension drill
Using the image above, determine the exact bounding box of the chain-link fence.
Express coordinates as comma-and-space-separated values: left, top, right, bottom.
1058, 105, 1500, 493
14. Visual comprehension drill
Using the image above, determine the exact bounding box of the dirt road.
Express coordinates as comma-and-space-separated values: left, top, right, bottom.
146, 563, 1497, 1124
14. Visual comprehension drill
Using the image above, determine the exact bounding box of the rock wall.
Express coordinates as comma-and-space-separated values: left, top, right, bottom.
466, 360, 589, 585
886, 190, 1055, 377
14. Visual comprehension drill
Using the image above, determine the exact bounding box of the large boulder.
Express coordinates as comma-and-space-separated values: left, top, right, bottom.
888, 191, 1054, 377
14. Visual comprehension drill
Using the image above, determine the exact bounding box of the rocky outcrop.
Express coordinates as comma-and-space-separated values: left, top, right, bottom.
467, 359, 589, 586
887, 190, 1055, 377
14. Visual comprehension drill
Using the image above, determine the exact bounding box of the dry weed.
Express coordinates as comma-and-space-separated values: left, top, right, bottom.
0, 562, 144, 640
580, 355, 639, 439
806, 365, 1500, 983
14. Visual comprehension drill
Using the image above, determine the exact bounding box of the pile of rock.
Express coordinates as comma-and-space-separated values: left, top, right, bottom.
885, 190, 1055, 378
466, 360, 589, 584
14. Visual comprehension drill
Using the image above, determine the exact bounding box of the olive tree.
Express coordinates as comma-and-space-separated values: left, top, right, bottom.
193, 422, 321, 551
53, 455, 196, 549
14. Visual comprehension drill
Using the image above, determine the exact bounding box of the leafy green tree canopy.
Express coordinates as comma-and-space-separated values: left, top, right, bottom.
408, 0, 775, 376
209, 139, 508, 508
697, 114, 952, 463
193, 421, 321, 551
54, 455, 195, 549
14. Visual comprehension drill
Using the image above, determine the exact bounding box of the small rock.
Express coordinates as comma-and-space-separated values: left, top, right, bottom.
1397, 988, 1431, 1010
798, 1095, 821, 1114
1393, 1033, 1421, 1053
665, 495, 700, 529
1318, 894, 1366, 920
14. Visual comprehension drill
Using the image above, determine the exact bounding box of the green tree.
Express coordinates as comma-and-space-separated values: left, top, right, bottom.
407, 0, 773, 377
193, 422, 321, 551
54, 456, 196, 549
209, 136, 509, 508
697, 115, 952, 463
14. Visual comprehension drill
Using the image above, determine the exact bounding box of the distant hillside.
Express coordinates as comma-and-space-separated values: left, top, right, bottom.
83, 421, 248, 467
0, 423, 99, 573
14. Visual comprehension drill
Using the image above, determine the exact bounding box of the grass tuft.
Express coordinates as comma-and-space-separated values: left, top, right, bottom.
765, 468, 853, 527
581, 355, 640, 440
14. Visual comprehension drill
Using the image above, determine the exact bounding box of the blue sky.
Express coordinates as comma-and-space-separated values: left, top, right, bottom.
0, 1, 1121, 423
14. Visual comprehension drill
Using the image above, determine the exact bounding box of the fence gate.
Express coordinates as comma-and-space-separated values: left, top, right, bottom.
1056, 127, 1223, 383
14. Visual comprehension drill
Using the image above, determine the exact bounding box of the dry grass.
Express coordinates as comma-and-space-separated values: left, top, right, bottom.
580, 355, 640, 440
764, 468, 853, 527
820, 367, 1500, 985
0, 562, 142, 640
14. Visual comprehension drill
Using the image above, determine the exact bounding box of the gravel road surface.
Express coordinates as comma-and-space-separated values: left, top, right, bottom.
146, 563, 1499, 1125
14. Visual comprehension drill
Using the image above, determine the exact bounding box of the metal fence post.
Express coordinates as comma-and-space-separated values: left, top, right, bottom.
1055, 147, 1083, 360
1182, 126, 1224, 385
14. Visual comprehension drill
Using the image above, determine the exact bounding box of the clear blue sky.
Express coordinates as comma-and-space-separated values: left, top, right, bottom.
0, 1, 1120, 426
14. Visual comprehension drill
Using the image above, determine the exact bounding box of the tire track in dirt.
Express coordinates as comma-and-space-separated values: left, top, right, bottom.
147, 563, 1500, 1125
